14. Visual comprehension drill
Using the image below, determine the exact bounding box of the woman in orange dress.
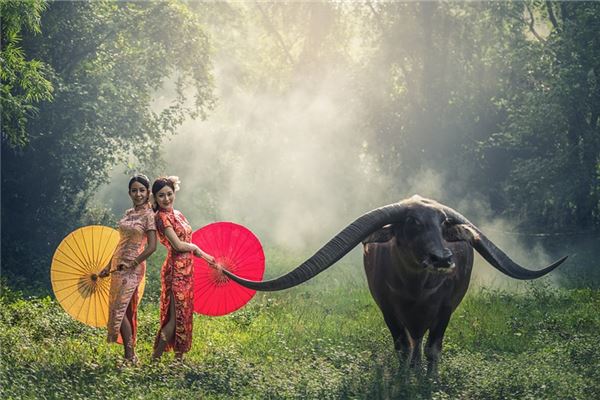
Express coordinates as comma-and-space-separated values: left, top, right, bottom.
99, 174, 157, 364
151, 176, 216, 361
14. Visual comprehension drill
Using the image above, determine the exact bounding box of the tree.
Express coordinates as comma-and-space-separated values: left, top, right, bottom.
1, 0, 53, 148
1, 0, 214, 290
478, 1, 600, 231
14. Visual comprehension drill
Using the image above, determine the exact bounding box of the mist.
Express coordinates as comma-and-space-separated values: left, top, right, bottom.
94, 2, 566, 289
96, 76, 556, 290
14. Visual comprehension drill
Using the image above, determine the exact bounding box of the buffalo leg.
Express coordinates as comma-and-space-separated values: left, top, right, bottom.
425, 310, 451, 375
380, 311, 412, 367
410, 336, 423, 369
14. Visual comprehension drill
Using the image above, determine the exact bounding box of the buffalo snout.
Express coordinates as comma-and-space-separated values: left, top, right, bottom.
422, 248, 454, 269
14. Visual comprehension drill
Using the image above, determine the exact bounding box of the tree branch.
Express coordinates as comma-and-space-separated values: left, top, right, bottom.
545, 1, 560, 32
60, 28, 120, 76
255, 3, 295, 66
366, 1, 386, 33
524, 3, 546, 43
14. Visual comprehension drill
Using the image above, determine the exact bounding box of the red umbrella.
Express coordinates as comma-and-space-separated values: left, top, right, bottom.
192, 222, 265, 316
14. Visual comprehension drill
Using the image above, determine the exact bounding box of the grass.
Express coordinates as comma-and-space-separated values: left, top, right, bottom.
1, 255, 599, 399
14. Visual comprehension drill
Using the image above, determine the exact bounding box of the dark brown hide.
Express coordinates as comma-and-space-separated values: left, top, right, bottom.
363, 225, 473, 371
222, 195, 568, 372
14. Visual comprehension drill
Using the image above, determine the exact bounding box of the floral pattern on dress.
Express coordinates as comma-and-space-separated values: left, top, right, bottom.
153, 208, 195, 354
106, 203, 156, 345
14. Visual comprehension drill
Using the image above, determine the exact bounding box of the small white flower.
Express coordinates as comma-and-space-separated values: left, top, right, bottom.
167, 175, 181, 191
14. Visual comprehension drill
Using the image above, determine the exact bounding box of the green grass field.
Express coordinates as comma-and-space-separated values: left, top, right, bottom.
1, 253, 599, 399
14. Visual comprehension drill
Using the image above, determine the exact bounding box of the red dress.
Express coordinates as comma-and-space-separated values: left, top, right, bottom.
153, 208, 195, 353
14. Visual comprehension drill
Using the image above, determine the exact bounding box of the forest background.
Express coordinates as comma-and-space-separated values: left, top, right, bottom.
2, 1, 599, 292
1, 1, 599, 398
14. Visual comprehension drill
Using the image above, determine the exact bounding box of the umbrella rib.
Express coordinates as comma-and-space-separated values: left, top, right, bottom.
54, 279, 88, 294
93, 289, 99, 327
52, 277, 83, 283
227, 227, 260, 275
235, 255, 265, 280
53, 254, 86, 270
98, 228, 116, 270
194, 277, 214, 294
56, 246, 89, 275
221, 287, 234, 316
52, 255, 89, 275
222, 286, 231, 316
58, 281, 87, 308
94, 227, 104, 270
86, 284, 95, 326
65, 236, 91, 274
98, 284, 110, 324
92, 281, 102, 326
221, 224, 230, 259
84, 283, 95, 320
91, 226, 99, 272
196, 282, 213, 314
196, 290, 212, 313
203, 289, 216, 315
102, 290, 109, 325
212, 225, 224, 264
229, 230, 252, 267
100, 294, 108, 324
70, 232, 91, 270
97, 228, 110, 268
76, 284, 89, 322
230, 239, 256, 273
95, 226, 105, 269
95, 281, 105, 327
79, 228, 94, 273
229, 283, 249, 313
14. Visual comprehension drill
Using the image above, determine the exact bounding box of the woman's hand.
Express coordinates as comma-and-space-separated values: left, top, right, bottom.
98, 266, 111, 278
116, 260, 139, 272
193, 246, 220, 269
205, 257, 223, 272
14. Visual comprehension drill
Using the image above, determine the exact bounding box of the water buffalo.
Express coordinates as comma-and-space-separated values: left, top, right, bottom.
222, 195, 567, 373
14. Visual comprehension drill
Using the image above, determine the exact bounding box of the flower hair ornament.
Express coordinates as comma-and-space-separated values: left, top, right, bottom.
167, 176, 181, 192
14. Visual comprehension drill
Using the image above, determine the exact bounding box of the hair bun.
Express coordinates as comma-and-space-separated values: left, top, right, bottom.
167, 176, 181, 192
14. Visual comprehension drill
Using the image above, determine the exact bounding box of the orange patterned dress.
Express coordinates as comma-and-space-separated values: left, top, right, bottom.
153, 208, 195, 353
107, 203, 156, 345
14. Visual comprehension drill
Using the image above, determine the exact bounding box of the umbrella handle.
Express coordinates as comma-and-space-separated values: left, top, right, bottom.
98, 262, 134, 277
95, 268, 118, 279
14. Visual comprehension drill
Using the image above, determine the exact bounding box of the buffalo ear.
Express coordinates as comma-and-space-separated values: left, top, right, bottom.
443, 223, 479, 243
362, 224, 395, 245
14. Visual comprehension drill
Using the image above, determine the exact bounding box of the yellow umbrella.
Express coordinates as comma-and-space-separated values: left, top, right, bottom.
51, 225, 146, 328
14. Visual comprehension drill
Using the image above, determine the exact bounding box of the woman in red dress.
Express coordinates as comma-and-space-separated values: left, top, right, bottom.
151, 176, 216, 361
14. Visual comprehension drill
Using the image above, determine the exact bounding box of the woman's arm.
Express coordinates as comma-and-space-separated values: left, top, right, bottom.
163, 226, 196, 253
163, 227, 216, 264
123, 230, 158, 269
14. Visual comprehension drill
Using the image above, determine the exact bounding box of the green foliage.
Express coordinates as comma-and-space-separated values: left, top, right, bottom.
477, 2, 600, 231
1, 0, 215, 291
219, 1, 599, 236
0, 0, 54, 148
3, 1, 599, 300
1, 273, 599, 399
